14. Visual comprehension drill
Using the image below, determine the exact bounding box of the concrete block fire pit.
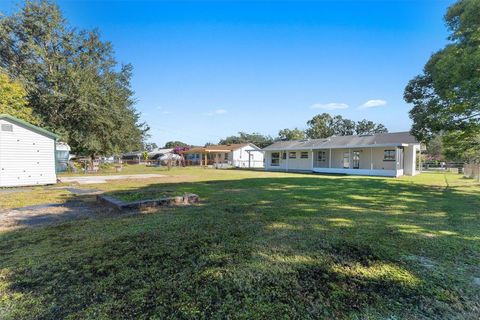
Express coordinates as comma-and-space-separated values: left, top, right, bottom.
97, 193, 199, 211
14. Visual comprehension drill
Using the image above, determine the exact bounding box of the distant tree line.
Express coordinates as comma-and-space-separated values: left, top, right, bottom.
0, 0, 148, 157
212, 113, 388, 149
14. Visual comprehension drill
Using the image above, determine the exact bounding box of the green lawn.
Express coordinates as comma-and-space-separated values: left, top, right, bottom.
1, 169, 479, 319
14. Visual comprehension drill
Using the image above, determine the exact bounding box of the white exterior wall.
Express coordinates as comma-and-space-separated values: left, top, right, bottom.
232, 145, 264, 168
404, 144, 420, 176
264, 150, 312, 172
265, 145, 421, 177
0, 119, 56, 187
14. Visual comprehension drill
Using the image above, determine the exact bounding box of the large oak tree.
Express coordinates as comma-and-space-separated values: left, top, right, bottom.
0, 0, 148, 156
404, 0, 480, 161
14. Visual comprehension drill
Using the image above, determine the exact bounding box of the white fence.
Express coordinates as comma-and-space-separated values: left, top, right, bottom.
464, 163, 480, 180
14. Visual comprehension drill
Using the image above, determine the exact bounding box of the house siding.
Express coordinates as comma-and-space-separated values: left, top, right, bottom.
265, 145, 419, 177
0, 118, 56, 187
233, 145, 264, 168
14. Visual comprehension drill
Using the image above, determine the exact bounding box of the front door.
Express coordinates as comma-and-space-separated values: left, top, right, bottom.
343, 152, 350, 168
353, 151, 360, 169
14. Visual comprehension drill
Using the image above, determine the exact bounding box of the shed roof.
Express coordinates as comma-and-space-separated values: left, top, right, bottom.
0, 114, 59, 139
263, 132, 419, 151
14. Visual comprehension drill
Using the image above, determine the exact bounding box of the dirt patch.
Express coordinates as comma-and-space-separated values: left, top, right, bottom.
0, 198, 114, 231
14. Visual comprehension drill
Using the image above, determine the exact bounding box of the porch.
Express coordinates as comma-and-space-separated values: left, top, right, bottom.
184, 151, 232, 166
312, 147, 407, 177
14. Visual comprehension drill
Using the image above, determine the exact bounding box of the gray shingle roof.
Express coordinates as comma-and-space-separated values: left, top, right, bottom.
263, 132, 418, 151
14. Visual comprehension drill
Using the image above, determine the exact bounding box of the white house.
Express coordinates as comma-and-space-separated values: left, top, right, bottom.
263, 132, 422, 177
149, 148, 182, 165
183, 143, 264, 168
0, 114, 58, 187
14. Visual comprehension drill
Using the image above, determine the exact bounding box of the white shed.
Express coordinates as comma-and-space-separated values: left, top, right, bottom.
0, 114, 58, 187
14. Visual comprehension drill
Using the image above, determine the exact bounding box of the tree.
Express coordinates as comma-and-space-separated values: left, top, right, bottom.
404, 0, 480, 161
305, 113, 334, 139
165, 141, 188, 148
425, 134, 444, 161
331, 115, 356, 136
144, 142, 158, 151
277, 128, 306, 140
0, 0, 148, 157
355, 119, 388, 135
305, 113, 388, 138
219, 132, 274, 148
443, 130, 480, 162
0, 71, 40, 124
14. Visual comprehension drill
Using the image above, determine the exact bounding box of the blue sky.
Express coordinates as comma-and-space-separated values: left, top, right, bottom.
1, 0, 454, 146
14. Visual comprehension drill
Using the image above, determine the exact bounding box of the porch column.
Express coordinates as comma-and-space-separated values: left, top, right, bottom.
349, 148, 351, 168
419, 147, 422, 172
370, 147, 373, 170
286, 151, 289, 172
311, 150, 314, 169
329, 149, 332, 168
204, 152, 207, 167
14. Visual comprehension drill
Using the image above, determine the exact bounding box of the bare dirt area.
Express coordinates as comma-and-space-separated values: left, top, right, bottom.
0, 197, 118, 231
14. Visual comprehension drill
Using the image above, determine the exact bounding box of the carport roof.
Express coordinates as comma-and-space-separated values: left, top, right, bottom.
263, 132, 419, 151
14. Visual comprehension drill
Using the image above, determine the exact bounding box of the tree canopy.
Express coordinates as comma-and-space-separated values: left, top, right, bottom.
305, 113, 388, 139
277, 128, 306, 140
404, 0, 480, 161
219, 132, 274, 148
164, 141, 189, 148
0, 71, 40, 124
0, 0, 148, 156
355, 119, 388, 135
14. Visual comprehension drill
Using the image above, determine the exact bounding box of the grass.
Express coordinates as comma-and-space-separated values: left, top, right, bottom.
0, 187, 73, 210
0, 168, 479, 319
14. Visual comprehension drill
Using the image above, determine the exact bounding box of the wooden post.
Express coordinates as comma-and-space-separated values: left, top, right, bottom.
204, 152, 207, 168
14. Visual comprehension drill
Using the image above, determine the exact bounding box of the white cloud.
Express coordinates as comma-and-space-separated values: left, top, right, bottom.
206, 108, 227, 115
359, 99, 387, 109
310, 103, 349, 110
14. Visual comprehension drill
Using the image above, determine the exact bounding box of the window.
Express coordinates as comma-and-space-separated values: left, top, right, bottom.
1, 124, 13, 132
282, 152, 287, 160
383, 150, 396, 161
271, 152, 280, 166
300, 152, 309, 159
289, 152, 297, 159
317, 151, 326, 161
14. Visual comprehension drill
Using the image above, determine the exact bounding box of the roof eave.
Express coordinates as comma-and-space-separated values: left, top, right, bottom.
0, 114, 60, 139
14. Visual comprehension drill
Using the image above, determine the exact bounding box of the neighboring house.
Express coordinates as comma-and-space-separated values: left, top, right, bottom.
183, 143, 264, 168
263, 132, 422, 177
0, 114, 58, 187
122, 151, 144, 164
148, 148, 182, 164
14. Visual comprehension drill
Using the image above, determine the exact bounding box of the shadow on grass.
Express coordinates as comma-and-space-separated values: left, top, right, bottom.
0, 175, 479, 318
